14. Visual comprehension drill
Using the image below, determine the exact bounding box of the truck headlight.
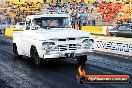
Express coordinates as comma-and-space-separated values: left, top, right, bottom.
42, 42, 55, 50
82, 39, 93, 47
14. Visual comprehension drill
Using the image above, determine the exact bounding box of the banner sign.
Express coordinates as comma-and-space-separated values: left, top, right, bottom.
94, 41, 132, 56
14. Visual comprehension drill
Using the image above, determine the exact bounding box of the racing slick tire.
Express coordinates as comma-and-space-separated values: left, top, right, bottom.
77, 55, 87, 65
13, 43, 22, 58
31, 47, 42, 66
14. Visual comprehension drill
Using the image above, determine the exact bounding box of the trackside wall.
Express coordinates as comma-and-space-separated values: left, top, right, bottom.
93, 40, 132, 57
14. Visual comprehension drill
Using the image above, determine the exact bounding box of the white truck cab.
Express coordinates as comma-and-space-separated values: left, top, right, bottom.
13, 14, 94, 66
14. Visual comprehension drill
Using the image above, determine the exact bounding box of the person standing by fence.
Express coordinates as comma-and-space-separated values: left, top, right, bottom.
92, 18, 95, 26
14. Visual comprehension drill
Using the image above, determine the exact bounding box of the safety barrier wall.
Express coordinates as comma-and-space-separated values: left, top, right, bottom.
5, 28, 22, 37
93, 40, 132, 57
81, 26, 104, 35
5, 28, 14, 37
81, 26, 113, 35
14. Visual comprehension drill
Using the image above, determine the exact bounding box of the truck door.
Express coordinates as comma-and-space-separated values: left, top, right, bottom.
21, 21, 31, 56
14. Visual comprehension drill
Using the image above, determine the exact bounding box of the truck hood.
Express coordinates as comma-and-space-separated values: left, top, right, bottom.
32, 28, 92, 40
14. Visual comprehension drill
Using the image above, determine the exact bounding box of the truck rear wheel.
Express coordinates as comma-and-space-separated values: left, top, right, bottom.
13, 43, 22, 58
31, 47, 42, 66
77, 55, 87, 65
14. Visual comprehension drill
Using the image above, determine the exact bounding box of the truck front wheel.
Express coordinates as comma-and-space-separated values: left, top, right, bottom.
31, 47, 42, 66
13, 43, 22, 58
77, 55, 87, 65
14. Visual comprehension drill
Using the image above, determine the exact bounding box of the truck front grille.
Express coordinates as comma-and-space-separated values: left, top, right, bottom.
57, 38, 76, 41
53, 44, 81, 51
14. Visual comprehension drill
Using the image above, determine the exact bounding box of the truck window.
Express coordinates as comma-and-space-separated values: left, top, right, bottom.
33, 17, 71, 29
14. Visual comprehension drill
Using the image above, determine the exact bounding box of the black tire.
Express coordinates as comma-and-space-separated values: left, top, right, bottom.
111, 33, 118, 37
13, 43, 22, 58
77, 55, 87, 65
31, 47, 42, 66
30, 46, 34, 59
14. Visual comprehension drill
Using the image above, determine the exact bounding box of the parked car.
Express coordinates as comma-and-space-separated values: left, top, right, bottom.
109, 23, 132, 37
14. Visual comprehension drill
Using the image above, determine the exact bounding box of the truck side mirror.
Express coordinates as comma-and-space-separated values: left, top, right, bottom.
32, 25, 40, 30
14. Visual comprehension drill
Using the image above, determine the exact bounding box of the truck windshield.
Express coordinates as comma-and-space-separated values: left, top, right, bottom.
32, 17, 71, 29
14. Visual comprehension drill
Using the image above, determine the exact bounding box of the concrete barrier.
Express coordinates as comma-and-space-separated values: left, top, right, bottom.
81, 26, 104, 35
93, 38, 132, 57
81, 26, 114, 35
5, 27, 23, 37
5, 28, 15, 37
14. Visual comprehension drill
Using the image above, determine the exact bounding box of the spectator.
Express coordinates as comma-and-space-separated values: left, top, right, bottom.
50, 20, 59, 27
92, 18, 95, 26
47, 0, 93, 28
0, 1, 42, 24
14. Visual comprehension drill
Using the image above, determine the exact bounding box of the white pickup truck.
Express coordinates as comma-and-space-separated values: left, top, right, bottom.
13, 14, 94, 66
